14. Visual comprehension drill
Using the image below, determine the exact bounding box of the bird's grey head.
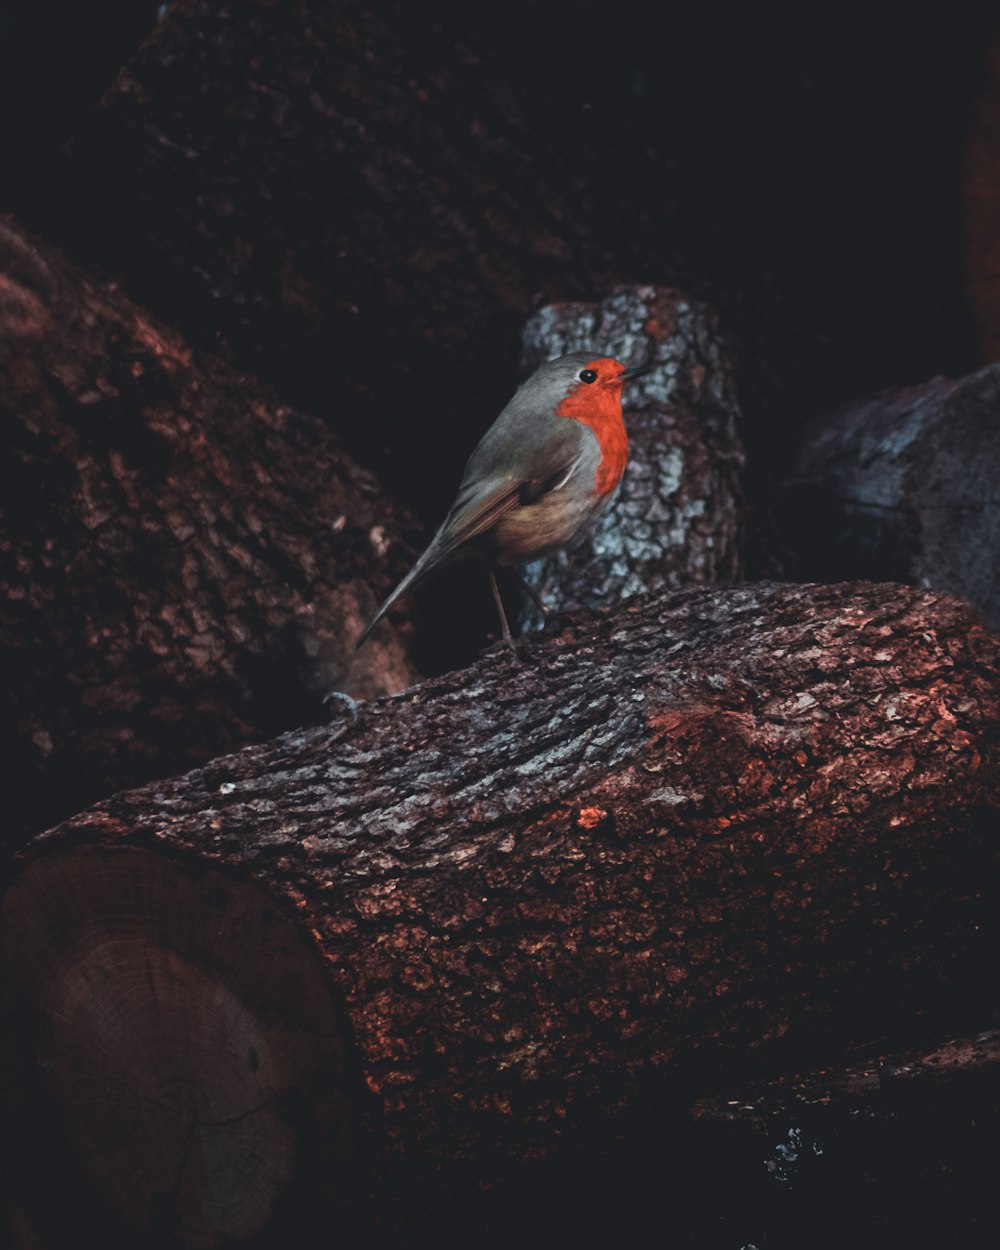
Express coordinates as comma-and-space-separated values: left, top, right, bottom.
517, 352, 629, 407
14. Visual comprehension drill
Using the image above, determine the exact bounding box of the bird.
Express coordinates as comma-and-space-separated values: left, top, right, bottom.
354, 351, 646, 650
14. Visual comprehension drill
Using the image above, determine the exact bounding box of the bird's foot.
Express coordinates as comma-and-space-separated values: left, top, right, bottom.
322, 689, 362, 722
481, 634, 522, 659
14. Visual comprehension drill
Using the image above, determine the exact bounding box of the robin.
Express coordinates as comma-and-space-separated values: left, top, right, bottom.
355, 351, 646, 650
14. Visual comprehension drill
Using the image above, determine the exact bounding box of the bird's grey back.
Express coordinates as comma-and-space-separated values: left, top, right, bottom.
461, 353, 599, 485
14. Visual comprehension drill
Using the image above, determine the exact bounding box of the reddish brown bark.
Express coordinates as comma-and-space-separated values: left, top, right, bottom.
2, 580, 996, 1246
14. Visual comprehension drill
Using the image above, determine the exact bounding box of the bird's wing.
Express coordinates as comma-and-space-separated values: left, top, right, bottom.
434, 478, 524, 557
352, 478, 525, 650
436, 442, 586, 561
355, 425, 585, 650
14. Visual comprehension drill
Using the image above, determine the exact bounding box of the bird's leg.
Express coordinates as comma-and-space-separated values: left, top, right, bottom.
510, 568, 549, 621
511, 567, 573, 636
322, 689, 361, 722
487, 569, 515, 649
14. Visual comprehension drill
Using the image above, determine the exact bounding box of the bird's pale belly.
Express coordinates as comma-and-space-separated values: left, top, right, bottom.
491, 489, 610, 565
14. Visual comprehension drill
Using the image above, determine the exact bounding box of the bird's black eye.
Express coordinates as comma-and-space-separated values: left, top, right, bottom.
579, 369, 597, 383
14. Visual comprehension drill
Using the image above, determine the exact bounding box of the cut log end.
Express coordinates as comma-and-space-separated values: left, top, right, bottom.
0, 845, 366, 1248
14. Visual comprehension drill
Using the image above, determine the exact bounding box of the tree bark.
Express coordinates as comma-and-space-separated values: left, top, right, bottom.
0, 216, 424, 851
779, 366, 1000, 629
517, 285, 744, 628
1, 580, 997, 1246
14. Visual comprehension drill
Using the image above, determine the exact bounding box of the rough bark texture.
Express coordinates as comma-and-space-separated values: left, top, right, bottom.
2, 581, 997, 1246
517, 285, 744, 628
0, 216, 425, 851
779, 366, 1000, 628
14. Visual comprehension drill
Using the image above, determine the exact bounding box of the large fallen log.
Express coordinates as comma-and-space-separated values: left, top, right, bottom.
1, 580, 997, 1247
0, 216, 423, 851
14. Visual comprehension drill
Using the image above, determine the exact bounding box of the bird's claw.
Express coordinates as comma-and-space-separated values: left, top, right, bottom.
322, 689, 362, 722
481, 635, 521, 659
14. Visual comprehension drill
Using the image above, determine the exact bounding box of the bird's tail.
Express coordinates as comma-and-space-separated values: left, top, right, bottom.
354, 538, 443, 650
355, 479, 510, 649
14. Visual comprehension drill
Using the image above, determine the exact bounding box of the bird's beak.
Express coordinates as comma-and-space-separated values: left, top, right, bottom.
621, 365, 649, 382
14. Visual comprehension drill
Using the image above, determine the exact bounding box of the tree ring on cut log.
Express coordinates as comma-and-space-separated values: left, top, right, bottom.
0, 844, 365, 1248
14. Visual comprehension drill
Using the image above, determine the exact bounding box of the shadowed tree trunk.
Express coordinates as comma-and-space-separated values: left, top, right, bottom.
962, 31, 1000, 364
0, 217, 425, 851
11, 4, 992, 529
778, 366, 1000, 629
2, 580, 996, 1247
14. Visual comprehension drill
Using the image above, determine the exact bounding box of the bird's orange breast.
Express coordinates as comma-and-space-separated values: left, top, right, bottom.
554, 367, 629, 496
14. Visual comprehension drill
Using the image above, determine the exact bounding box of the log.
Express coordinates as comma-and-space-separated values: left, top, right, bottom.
779, 366, 1000, 629
517, 285, 744, 627
0, 216, 424, 852
1, 580, 997, 1247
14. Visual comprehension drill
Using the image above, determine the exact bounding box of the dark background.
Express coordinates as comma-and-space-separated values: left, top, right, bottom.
2, 2, 997, 512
